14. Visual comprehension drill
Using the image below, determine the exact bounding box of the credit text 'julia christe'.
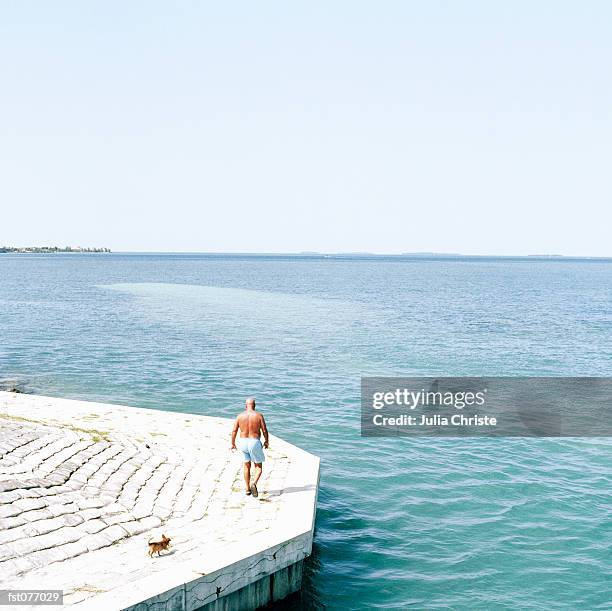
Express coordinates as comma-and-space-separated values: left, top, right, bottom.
372, 413, 498, 427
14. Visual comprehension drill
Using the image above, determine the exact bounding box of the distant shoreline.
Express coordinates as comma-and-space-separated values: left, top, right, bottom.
0, 246, 111, 253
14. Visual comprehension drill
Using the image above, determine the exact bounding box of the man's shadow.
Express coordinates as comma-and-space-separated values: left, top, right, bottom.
264, 484, 317, 498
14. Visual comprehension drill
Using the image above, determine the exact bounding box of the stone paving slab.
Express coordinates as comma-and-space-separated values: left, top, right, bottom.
0, 392, 319, 609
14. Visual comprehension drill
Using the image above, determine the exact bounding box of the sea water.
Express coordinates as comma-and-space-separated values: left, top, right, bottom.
1, 253, 611, 610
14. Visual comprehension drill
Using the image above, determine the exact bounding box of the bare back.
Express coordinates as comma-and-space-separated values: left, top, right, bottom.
236, 411, 265, 438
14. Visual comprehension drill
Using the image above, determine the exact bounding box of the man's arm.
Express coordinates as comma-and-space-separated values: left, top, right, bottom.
260, 414, 269, 449
230, 417, 239, 450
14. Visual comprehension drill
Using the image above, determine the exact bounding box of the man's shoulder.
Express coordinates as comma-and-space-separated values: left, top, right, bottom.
236, 411, 264, 421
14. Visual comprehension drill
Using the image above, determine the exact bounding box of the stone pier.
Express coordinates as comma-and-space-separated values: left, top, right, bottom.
0, 392, 319, 610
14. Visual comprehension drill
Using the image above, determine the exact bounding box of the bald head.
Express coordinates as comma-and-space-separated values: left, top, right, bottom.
245, 397, 256, 410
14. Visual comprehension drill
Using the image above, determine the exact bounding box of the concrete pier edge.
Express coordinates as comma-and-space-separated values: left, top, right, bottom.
0, 392, 320, 610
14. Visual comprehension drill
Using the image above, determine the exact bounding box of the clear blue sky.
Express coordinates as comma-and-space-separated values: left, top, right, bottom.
1, 2, 610, 255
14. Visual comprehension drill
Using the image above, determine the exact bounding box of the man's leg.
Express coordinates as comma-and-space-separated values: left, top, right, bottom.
250, 463, 262, 497
253, 463, 263, 487
243, 461, 251, 492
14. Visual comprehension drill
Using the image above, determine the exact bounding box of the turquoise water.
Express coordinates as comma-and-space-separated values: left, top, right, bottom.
1, 253, 611, 610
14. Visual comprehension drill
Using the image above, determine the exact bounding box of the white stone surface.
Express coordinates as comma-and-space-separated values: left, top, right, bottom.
0, 392, 319, 610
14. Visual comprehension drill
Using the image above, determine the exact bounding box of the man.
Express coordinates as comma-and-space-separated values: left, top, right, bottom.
231, 397, 269, 497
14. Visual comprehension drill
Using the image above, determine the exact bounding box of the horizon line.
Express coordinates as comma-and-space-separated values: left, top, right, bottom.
4, 248, 612, 259
101, 250, 612, 259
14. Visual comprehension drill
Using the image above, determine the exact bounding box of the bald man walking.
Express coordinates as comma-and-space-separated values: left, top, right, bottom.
231, 398, 269, 497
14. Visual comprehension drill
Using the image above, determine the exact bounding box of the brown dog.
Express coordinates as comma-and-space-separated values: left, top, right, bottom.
147, 534, 171, 557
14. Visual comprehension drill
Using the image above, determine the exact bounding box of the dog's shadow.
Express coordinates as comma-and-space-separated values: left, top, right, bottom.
151, 549, 177, 558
